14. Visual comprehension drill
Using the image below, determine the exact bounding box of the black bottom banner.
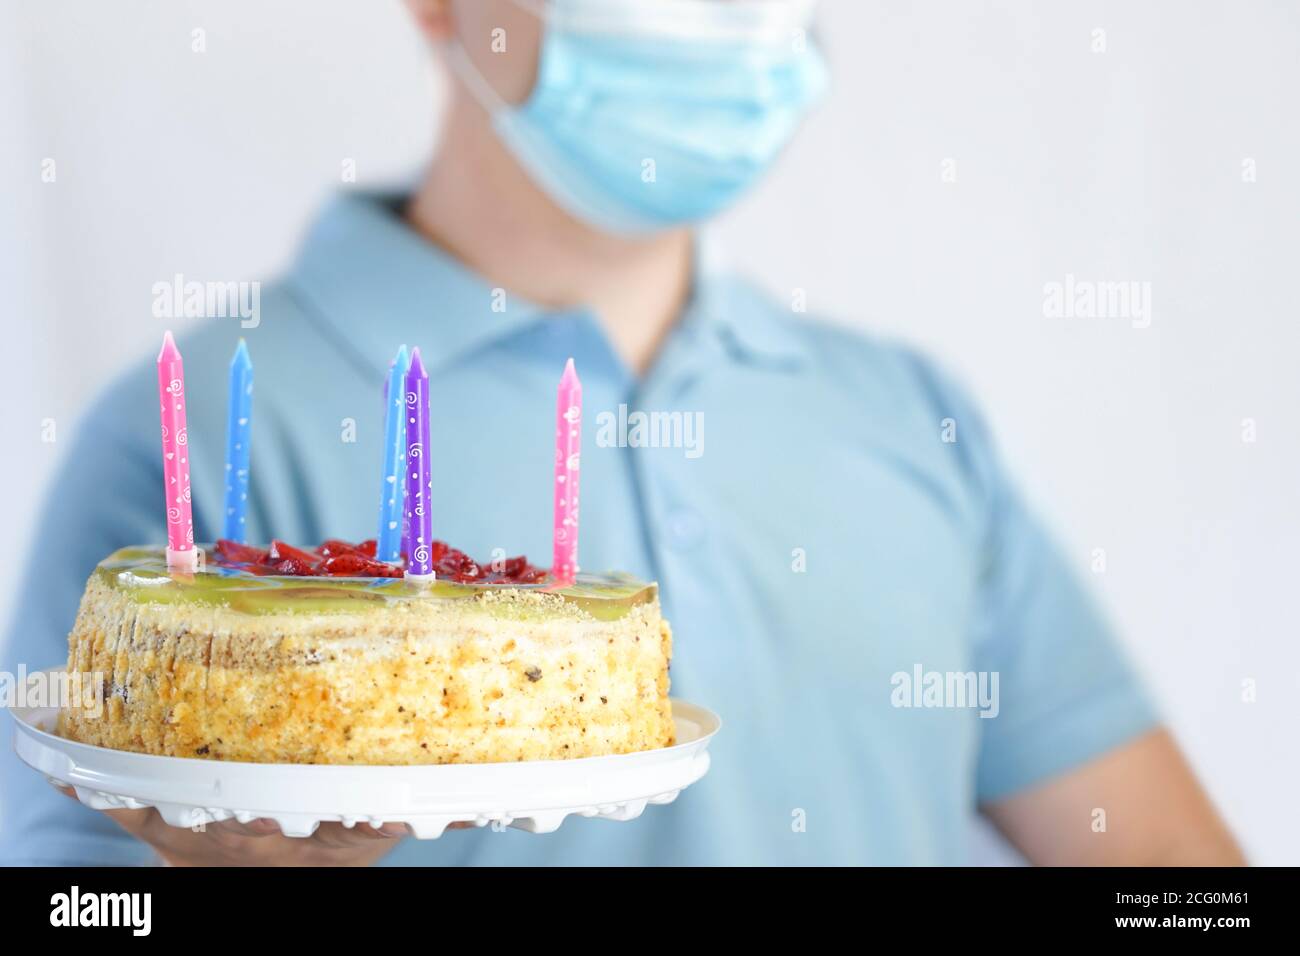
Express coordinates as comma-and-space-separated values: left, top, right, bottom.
3, 864, 1282, 939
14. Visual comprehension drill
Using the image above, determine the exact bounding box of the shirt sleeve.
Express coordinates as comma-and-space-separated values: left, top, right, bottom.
969, 473, 1159, 803
909, 354, 1160, 804
0, 369, 164, 866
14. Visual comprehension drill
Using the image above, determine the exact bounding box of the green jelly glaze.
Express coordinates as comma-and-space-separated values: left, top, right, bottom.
95, 546, 656, 622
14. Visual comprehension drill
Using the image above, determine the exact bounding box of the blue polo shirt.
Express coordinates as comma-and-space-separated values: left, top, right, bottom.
0, 193, 1155, 865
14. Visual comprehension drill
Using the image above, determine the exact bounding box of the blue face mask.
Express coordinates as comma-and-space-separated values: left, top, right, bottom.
450, 0, 828, 236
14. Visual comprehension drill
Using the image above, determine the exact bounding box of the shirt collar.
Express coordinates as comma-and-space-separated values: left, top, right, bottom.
284, 192, 810, 381
284, 191, 549, 380
685, 230, 811, 369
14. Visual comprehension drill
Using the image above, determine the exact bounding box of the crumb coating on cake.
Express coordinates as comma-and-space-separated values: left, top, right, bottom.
59, 576, 674, 764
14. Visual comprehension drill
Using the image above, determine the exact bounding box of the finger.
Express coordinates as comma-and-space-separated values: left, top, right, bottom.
210, 817, 281, 838
100, 806, 161, 838
310, 821, 407, 848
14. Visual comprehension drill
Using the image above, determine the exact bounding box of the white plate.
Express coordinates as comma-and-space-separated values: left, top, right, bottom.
10, 690, 719, 839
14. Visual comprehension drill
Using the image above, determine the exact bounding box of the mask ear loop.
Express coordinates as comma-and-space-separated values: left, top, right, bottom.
444, 0, 552, 116
445, 0, 548, 112
506, 0, 548, 17
443, 40, 511, 115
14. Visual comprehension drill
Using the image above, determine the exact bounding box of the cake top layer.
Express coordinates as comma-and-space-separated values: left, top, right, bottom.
95, 542, 656, 622
209, 537, 548, 583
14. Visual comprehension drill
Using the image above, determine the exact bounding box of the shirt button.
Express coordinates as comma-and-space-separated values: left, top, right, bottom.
667, 509, 704, 550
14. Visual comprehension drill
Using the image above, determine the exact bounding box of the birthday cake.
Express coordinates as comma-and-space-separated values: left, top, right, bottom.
58, 539, 675, 764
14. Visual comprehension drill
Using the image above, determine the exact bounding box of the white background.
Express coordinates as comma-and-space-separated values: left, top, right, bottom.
2, 1, 1297, 863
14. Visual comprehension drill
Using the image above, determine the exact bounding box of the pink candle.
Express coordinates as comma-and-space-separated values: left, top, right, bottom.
551, 358, 582, 585
157, 331, 196, 569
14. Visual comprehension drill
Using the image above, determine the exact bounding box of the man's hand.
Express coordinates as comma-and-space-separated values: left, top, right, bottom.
983, 728, 1245, 866
61, 788, 412, 866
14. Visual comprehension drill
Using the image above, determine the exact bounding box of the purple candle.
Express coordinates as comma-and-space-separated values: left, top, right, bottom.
403, 347, 434, 579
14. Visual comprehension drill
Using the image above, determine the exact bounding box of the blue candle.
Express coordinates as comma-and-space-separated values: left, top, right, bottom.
377, 344, 409, 562
221, 339, 253, 541
404, 347, 434, 578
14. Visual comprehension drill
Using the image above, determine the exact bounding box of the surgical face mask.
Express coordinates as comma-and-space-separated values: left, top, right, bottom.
449, 0, 828, 235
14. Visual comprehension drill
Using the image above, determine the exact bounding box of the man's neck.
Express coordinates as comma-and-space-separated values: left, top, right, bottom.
405, 97, 693, 376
